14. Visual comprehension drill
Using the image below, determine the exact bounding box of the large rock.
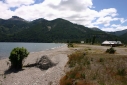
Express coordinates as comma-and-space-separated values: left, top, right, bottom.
36, 55, 54, 70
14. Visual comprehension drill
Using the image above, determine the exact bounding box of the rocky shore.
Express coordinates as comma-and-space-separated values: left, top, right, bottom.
0, 45, 73, 85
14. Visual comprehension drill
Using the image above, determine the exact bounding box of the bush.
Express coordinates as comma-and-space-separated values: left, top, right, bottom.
99, 58, 104, 62
117, 68, 126, 76
67, 43, 74, 47
106, 47, 116, 54
9, 47, 29, 69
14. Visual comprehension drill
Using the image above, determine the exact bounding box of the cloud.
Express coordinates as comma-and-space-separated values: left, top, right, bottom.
111, 24, 121, 27
120, 18, 127, 24
116, 26, 127, 31
102, 26, 127, 32
0, 0, 127, 31
101, 27, 116, 32
114, 25, 127, 31
98, 8, 118, 17
48, 0, 93, 11
0, 1, 14, 19
5, 0, 35, 7
102, 24, 127, 32
93, 16, 119, 27
92, 8, 120, 27
91, 8, 127, 29
13, 0, 95, 22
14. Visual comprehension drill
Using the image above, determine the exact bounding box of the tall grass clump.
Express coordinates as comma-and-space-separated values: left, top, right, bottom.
67, 51, 84, 67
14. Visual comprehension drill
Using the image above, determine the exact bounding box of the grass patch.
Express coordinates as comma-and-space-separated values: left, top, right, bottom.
60, 50, 127, 85
67, 51, 85, 67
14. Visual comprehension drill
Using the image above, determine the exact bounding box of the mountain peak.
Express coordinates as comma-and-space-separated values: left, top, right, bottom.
52, 18, 69, 22
90, 27, 102, 31
9, 16, 25, 21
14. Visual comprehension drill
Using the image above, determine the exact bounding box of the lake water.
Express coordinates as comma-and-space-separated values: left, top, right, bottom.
0, 42, 64, 59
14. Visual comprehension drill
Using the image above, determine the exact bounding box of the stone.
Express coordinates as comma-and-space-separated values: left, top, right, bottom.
36, 55, 54, 70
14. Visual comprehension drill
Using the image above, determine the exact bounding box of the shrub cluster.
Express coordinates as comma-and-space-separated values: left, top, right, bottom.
106, 47, 116, 54
9, 47, 29, 69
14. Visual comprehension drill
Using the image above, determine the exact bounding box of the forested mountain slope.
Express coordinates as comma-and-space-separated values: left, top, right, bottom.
0, 16, 121, 43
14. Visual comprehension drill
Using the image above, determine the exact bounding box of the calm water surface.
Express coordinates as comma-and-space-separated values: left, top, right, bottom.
0, 42, 64, 59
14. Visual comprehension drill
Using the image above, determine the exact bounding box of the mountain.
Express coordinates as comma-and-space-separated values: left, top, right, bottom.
8, 16, 26, 21
0, 16, 122, 43
108, 29, 127, 36
0, 18, 30, 34
120, 32, 127, 43
90, 27, 102, 31
0, 16, 30, 41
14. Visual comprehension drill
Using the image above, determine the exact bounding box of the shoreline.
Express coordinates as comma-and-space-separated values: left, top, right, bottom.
0, 44, 73, 85
0, 44, 67, 60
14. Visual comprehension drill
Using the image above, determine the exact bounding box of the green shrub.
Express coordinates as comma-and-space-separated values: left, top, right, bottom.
99, 58, 104, 62
87, 61, 90, 65
117, 68, 126, 76
81, 73, 86, 79
9, 47, 29, 69
106, 47, 116, 54
67, 43, 74, 47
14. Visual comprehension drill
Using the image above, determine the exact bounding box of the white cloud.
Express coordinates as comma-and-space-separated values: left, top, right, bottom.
48, 0, 93, 11
13, 0, 95, 22
98, 8, 118, 17
0, 0, 127, 31
93, 16, 119, 27
42, 0, 61, 6
102, 25, 127, 32
120, 18, 127, 24
0, 1, 14, 19
111, 24, 121, 27
116, 26, 127, 31
5, 0, 35, 7
101, 27, 116, 32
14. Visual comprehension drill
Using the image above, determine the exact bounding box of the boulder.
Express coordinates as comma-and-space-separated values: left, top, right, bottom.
36, 55, 54, 70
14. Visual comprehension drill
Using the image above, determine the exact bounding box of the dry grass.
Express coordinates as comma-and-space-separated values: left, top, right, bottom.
60, 44, 127, 85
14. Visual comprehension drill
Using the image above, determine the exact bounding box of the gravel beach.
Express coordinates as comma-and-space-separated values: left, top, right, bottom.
0, 45, 73, 85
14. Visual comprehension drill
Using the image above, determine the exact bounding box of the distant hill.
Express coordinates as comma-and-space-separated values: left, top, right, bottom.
108, 29, 127, 36
0, 16, 123, 43
120, 32, 127, 43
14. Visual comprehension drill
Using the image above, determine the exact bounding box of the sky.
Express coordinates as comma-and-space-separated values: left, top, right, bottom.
0, 0, 127, 32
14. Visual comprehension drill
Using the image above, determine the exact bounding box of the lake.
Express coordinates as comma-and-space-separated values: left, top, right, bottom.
0, 42, 65, 59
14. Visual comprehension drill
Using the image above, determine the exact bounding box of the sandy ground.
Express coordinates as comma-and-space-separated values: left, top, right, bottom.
0, 45, 73, 85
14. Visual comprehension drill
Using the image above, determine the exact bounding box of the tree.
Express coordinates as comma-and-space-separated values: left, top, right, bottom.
86, 39, 88, 43
92, 36, 96, 45
9, 47, 29, 69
